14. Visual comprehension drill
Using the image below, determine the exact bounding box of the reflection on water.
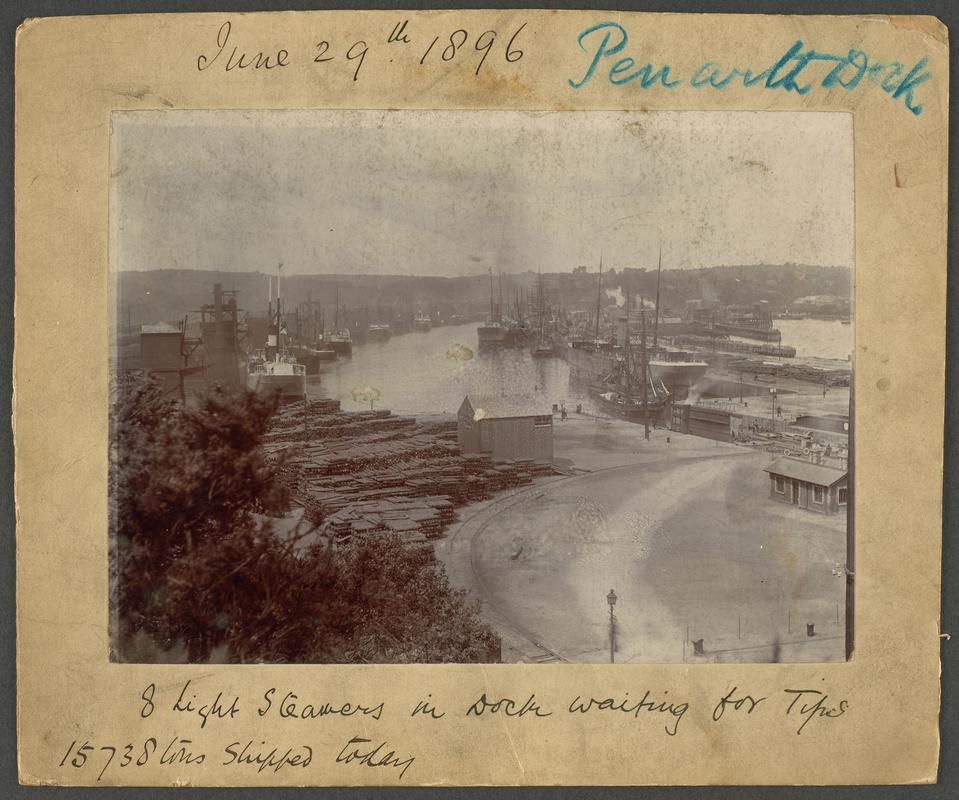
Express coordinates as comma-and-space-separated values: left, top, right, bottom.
310, 323, 590, 416
308, 319, 851, 416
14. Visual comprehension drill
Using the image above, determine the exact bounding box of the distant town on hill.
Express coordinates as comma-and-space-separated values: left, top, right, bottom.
116, 264, 851, 328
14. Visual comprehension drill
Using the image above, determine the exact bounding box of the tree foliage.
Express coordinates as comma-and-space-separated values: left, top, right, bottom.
113, 375, 498, 664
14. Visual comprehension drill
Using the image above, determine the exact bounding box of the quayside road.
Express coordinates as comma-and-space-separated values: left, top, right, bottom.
437, 415, 846, 664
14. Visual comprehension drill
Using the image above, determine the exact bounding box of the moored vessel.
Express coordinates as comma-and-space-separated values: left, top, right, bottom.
641, 245, 707, 400
532, 341, 554, 358
531, 267, 556, 358
288, 344, 336, 374
323, 287, 353, 356
646, 349, 708, 401
323, 329, 353, 357
477, 266, 507, 349
247, 349, 307, 401
589, 289, 671, 434
413, 312, 432, 332
477, 319, 507, 347
367, 323, 393, 342
247, 267, 306, 402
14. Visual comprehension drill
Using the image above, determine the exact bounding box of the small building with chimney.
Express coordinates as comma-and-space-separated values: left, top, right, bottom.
763, 456, 848, 514
457, 394, 554, 462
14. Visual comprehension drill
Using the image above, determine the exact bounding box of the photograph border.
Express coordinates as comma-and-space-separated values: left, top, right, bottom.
7, 0, 955, 794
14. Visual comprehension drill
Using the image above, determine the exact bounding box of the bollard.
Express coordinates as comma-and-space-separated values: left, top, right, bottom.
806, 623, 816, 637
692, 638, 705, 656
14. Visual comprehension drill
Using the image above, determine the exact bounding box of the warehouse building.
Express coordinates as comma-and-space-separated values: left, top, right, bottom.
457, 395, 554, 463
670, 404, 733, 442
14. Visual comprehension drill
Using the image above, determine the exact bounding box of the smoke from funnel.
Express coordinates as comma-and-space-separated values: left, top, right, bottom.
605, 287, 625, 307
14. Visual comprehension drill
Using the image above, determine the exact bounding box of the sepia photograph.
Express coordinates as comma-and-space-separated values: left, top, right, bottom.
109, 109, 853, 666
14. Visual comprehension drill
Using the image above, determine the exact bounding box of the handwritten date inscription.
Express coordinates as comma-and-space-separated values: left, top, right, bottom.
196, 18, 527, 82
197, 21, 289, 72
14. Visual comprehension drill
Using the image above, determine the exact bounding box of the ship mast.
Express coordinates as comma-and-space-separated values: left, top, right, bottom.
594, 254, 603, 342
498, 271, 503, 321
274, 262, 283, 363
488, 266, 495, 321
640, 294, 650, 441
624, 287, 632, 398
538, 267, 546, 344
653, 243, 662, 351
334, 283, 340, 331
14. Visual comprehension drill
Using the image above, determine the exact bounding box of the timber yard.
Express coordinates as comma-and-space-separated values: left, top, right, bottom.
116, 261, 852, 664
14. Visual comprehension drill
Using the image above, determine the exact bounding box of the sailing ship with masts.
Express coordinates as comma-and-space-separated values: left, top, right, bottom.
589, 287, 671, 425
287, 291, 336, 373
319, 284, 353, 357
247, 264, 307, 401
564, 255, 616, 379
531, 267, 555, 358
477, 266, 507, 348
567, 250, 706, 400
644, 245, 708, 400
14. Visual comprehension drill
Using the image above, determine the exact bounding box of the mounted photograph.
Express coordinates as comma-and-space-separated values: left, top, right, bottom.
109, 109, 853, 665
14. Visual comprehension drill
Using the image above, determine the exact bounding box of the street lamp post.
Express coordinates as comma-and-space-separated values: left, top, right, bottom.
607, 589, 618, 663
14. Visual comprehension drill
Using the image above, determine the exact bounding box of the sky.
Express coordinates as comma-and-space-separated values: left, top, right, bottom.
112, 109, 853, 276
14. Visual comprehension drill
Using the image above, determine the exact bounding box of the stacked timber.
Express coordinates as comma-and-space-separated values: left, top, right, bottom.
262, 399, 556, 544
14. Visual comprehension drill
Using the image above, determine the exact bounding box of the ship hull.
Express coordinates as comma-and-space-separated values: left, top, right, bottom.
413, 320, 432, 332
502, 327, 531, 348
477, 325, 506, 347
327, 338, 353, 357
289, 346, 336, 374
566, 345, 617, 380
367, 326, 392, 342
590, 390, 670, 424
532, 344, 555, 358
648, 361, 709, 400
247, 373, 307, 402
712, 322, 782, 342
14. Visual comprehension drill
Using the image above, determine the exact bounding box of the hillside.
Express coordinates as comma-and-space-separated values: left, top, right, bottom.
115, 265, 852, 327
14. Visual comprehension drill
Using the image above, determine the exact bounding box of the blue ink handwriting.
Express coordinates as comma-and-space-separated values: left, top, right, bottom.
569, 21, 933, 116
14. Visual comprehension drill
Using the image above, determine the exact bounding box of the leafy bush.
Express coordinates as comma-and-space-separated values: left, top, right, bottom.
113, 375, 497, 663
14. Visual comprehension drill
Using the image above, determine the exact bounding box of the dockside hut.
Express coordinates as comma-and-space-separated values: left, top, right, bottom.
457, 394, 554, 463
139, 323, 185, 398
763, 456, 848, 514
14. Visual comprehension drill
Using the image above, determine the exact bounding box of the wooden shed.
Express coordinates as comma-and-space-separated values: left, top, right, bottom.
763, 456, 848, 514
457, 395, 554, 463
